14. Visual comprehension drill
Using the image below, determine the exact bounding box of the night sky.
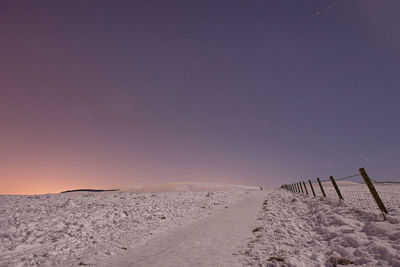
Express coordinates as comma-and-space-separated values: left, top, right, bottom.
1, 1, 400, 194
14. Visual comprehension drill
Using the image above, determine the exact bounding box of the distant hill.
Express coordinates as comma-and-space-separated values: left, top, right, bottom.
60, 189, 119, 193
124, 182, 259, 192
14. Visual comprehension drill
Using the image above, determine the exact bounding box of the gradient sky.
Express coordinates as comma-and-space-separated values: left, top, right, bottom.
1, 0, 400, 194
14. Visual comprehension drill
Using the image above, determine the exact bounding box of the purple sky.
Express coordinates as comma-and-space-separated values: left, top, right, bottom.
1, 0, 400, 194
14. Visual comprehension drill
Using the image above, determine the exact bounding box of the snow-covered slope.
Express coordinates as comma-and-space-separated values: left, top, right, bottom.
0, 187, 252, 266
241, 188, 400, 266
2, 183, 399, 266
124, 182, 259, 192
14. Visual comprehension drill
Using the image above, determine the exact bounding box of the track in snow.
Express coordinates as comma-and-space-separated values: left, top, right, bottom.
98, 190, 269, 267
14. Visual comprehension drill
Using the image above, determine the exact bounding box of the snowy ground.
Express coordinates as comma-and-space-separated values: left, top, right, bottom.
241, 188, 400, 267
316, 181, 400, 219
2, 182, 399, 267
98, 189, 268, 267
0, 184, 255, 266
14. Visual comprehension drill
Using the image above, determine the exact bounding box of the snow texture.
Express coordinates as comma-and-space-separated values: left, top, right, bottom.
99, 190, 267, 267
2, 182, 399, 267
241, 188, 400, 267
0, 186, 252, 266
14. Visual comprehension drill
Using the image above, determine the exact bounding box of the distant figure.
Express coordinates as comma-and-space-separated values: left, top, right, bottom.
260, 186, 263, 190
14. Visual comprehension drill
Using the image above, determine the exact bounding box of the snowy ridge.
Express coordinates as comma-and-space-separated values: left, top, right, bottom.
123, 182, 259, 192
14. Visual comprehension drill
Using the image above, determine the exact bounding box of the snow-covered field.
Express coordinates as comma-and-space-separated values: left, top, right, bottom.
241, 188, 400, 266
0, 184, 254, 266
2, 182, 399, 267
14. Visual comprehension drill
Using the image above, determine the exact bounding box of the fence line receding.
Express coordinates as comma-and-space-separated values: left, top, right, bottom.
281, 168, 400, 221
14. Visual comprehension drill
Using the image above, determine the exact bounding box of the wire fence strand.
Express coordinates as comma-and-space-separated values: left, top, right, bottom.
284, 170, 400, 221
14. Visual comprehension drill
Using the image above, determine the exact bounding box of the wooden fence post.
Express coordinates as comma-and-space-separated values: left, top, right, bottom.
302, 181, 309, 195
296, 183, 300, 193
317, 178, 326, 197
309, 180, 316, 197
330, 176, 344, 200
299, 182, 304, 194
359, 168, 388, 215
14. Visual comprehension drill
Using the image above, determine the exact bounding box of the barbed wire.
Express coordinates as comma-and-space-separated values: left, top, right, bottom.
336, 173, 361, 180
295, 174, 400, 184
296, 173, 361, 183
284, 171, 400, 220
371, 179, 400, 184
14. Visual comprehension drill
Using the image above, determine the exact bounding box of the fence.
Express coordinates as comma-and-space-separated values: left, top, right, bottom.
281, 168, 400, 221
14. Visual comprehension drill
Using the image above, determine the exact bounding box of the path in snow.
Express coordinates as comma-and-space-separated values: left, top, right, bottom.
98, 190, 269, 267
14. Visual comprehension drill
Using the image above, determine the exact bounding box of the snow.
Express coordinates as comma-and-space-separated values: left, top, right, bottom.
1, 182, 399, 266
313, 181, 400, 219
241, 188, 400, 267
123, 182, 258, 192
0, 184, 254, 266
99, 190, 267, 267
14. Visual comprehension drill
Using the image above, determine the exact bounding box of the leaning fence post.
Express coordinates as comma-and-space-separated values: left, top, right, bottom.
330, 176, 344, 200
359, 168, 388, 215
302, 181, 309, 195
308, 180, 316, 196
296, 183, 300, 193
299, 182, 304, 194
317, 178, 326, 197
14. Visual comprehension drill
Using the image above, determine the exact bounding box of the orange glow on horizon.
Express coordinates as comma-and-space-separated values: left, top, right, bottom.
0, 171, 258, 195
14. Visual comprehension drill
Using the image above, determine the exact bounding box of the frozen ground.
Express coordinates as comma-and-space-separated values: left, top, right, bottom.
2, 182, 399, 267
124, 182, 257, 192
0, 183, 256, 266
241, 188, 400, 267
98, 189, 268, 267
319, 182, 400, 219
